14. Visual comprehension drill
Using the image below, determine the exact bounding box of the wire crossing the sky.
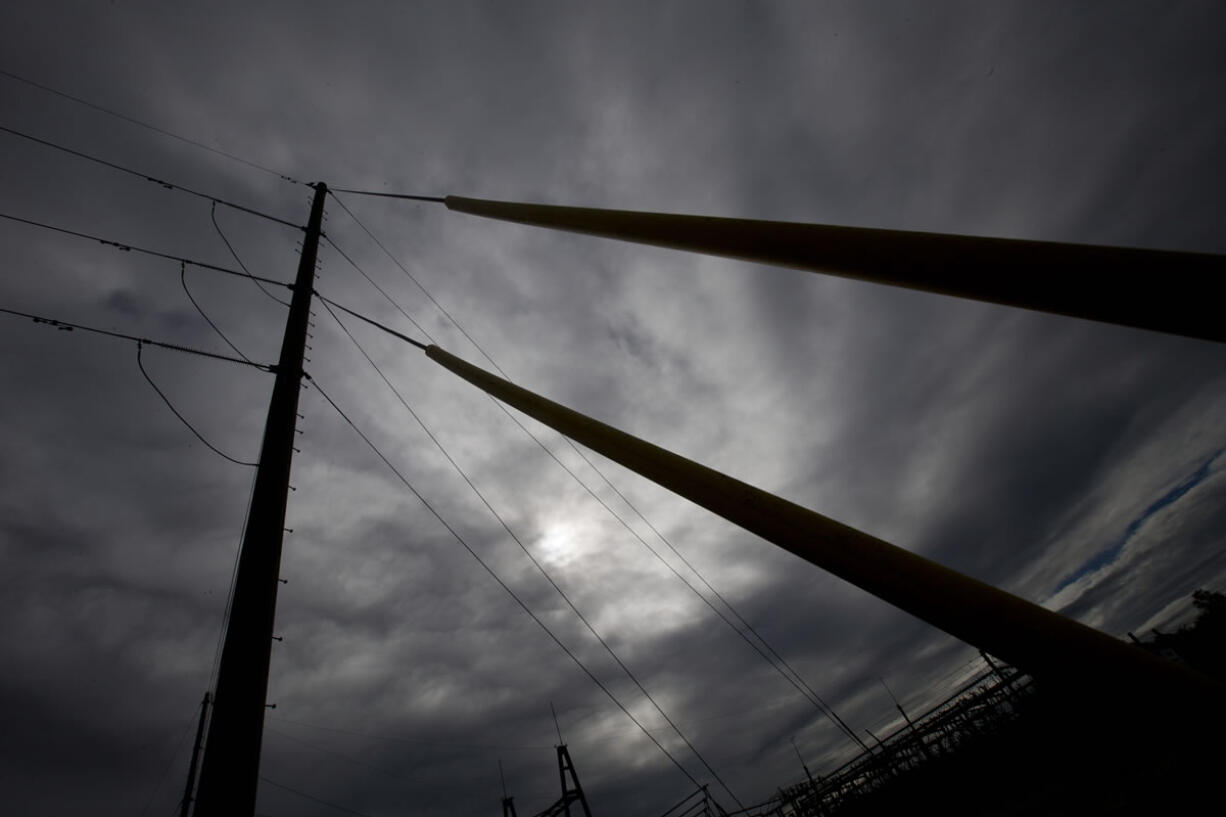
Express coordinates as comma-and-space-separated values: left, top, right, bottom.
211, 202, 291, 306
319, 299, 743, 807
327, 191, 498, 365
322, 288, 864, 751
313, 292, 427, 350
259, 776, 377, 817
330, 188, 445, 203
0, 67, 305, 185
322, 233, 434, 343
333, 189, 1226, 343
0, 123, 303, 229
180, 261, 255, 364
560, 440, 871, 751
0, 305, 273, 370
305, 375, 715, 799
136, 342, 258, 467
316, 204, 868, 751
0, 211, 293, 291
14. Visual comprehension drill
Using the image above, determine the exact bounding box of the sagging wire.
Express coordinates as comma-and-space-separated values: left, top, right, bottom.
136, 341, 258, 467
211, 201, 291, 307
180, 261, 254, 363
306, 373, 715, 799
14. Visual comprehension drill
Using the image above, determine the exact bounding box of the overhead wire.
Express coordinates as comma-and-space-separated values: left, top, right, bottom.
267, 715, 554, 751
264, 727, 404, 781
462, 380, 868, 750
314, 293, 427, 350
315, 205, 867, 749
330, 188, 445, 203
135, 342, 258, 467
0, 67, 304, 184
305, 374, 712, 798
0, 123, 303, 229
180, 261, 254, 363
323, 193, 868, 751
327, 190, 492, 359
0, 210, 292, 291
210, 201, 291, 306
259, 776, 377, 817
322, 233, 434, 343
561, 441, 871, 751
0, 305, 273, 370
318, 299, 742, 807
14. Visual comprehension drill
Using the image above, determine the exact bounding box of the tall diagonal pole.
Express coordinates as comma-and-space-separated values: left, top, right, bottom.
437, 195, 1225, 343
193, 182, 327, 817
421, 344, 1224, 715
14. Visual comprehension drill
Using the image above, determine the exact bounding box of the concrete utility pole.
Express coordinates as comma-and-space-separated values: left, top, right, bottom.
441, 195, 1226, 343
193, 182, 327, 817
422, 343, 1225, 718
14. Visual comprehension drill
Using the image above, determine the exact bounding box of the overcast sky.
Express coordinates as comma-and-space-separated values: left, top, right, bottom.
2, 3, 1225, 816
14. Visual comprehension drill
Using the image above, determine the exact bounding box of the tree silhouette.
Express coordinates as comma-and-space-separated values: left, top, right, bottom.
1148, 589, 1226, 681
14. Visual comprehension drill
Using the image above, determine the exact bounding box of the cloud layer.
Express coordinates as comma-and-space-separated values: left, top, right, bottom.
2, 3, 1225, 815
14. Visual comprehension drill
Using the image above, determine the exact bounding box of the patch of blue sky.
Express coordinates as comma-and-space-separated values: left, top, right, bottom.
1054, 448, 1224, 593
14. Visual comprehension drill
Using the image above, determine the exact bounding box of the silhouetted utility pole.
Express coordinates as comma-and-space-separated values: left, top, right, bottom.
193, 182, 328, 817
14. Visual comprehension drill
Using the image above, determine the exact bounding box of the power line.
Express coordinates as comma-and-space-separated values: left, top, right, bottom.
267, 715, 555, 751
328, 191, 494, 361
264, 727, 404, 781
322, 233, 434, 343
0, 123, 303, 229
180, 261, 254, 363
561, 441, 870, 751
305, 375, 711, 797
463, 384, 867, 750
311, 283, 865, 750
0, 67, 304, 184
258, 776, 377, 817
324, 189, 865, 753
314, 292, 427, 350
330, 188, 445, 203
0, 210, 292, 291
0, 305, 274, 370
320, 300, 742, 807
210, 201, 291, 306
135, 342, 258, 467
320, 188, 869, 748
4, 296, 271, 699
